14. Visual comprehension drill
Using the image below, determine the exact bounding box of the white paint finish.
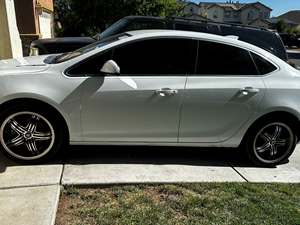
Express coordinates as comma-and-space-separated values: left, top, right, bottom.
233, 146, 300, 183
62, 161, 245, 185
0, 30, 299, 149
0, 154, 63, 189
0, 185, 60, 225
81, 77, 186, 142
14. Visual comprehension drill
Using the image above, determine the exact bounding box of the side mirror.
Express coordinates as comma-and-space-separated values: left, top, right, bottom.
100, 60, 120, 75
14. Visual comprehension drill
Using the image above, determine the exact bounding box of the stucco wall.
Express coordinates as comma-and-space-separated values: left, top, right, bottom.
240, 7, 259, 24
0, 0, 23, 59
253, 3, 271, 19
207, 6, 224, 22
37, 0, 53, 12
183, 4, 201, 16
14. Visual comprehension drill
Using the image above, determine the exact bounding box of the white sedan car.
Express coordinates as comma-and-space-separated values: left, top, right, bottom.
0, 30, 300, 167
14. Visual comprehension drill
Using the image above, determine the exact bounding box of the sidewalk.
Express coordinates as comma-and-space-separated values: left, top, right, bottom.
0, 145, 299, 225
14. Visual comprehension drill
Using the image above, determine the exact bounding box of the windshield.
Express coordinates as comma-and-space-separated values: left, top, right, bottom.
51, 33, 131, 64
98, 18, 130, 40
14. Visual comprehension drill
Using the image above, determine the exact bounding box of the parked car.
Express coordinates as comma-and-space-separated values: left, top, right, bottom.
287, 49, 300, 70
1, 30, 299, 166
279, 33, 300, 48
30, 16, 288, 62
29, 37, 95, 56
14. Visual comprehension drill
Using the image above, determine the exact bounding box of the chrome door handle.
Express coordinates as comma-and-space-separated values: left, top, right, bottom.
155, 88, 178, 96
240, 87, 259, 95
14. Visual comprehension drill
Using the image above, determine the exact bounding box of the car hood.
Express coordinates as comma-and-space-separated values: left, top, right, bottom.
0, 55, 51, 75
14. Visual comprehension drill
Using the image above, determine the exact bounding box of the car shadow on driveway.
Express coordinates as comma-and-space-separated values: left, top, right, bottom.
0, 145, 291, 174
63, 145, 253, 167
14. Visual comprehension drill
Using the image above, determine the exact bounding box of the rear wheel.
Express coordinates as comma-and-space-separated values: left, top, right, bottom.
245, 119, 297, 167
0, 105, 65, 163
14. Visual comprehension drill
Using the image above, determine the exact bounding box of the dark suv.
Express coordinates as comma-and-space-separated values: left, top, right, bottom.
30, 16, 288, 61
279, 33, 300, 48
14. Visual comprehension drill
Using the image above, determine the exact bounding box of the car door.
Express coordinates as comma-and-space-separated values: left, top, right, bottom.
69, 37, 197, 142
179, 40, 266, 143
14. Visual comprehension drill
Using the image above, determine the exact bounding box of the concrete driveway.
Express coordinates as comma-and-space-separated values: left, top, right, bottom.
0, 145, 300, 225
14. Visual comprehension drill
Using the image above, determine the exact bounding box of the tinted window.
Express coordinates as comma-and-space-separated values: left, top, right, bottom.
196, 41, 258, 75
251, 53, 277, 75
112, 38, 197, 75
68, 50, 113, 76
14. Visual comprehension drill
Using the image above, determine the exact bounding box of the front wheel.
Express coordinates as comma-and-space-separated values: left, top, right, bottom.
245, 119, 297, 167
0, 105, 64, 163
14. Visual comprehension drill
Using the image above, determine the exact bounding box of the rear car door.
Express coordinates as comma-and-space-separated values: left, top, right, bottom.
179, 40, 266, 143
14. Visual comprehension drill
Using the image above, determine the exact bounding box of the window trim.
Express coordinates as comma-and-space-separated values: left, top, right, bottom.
65, 36, 199, 77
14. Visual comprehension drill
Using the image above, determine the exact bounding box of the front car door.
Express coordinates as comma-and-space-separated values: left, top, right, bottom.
179, 40, 266, 143
68, 37, 197, 143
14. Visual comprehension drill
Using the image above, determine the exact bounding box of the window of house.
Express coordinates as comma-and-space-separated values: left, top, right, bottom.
112, 38, 197, 75
195, 41, 259, 75
248, 11, 254, 20
213, 10, 218, 19
251, 52, 277, 75
264, 12, 269, 18
225, 10, 231, 18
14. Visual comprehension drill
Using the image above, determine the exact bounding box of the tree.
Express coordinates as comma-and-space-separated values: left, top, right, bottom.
276, 19, 287, 33
54, 0, 183, 37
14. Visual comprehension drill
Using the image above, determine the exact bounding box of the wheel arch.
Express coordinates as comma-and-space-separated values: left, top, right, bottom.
0, 97, 70, 143
240, 110, 300, 147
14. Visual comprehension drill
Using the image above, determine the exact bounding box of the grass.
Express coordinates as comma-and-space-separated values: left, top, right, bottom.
55, 183, 300, 225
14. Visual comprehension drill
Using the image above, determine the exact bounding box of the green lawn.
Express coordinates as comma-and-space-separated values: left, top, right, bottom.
55, 183, 300, 225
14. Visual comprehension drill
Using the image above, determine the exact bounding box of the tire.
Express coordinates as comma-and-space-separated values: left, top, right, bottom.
245, 118, 297, 167
0, 103, 66, 164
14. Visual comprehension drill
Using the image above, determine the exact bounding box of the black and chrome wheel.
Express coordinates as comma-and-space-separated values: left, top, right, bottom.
0, 105, 65, 163
245, 119, 297, 167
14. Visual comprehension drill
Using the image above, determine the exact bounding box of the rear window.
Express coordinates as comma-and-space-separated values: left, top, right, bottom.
251, 53, 277, 75
220, 26, 287, 61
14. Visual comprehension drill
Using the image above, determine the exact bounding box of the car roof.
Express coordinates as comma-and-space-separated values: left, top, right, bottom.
126, 30, 263, 50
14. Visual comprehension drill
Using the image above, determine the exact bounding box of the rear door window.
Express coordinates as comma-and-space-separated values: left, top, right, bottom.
196, 40, 258, 75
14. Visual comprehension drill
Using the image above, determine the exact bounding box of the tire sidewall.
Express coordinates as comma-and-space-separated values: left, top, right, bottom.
245, 117, 297, 167
0, 104, 64, 164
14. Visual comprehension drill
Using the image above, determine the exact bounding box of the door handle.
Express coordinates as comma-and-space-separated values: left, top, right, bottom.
240, 87, 259, 95
155, 88, 178, 96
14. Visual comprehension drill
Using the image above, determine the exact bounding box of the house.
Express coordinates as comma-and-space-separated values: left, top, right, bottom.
181, 1, 272, 27
279, 10, 300, 25
267, 17, 299, 30
0, 0, 23, 59
13, 0, 54, 55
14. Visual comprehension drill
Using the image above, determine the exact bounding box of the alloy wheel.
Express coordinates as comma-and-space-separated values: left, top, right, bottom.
253, 122, 294, 163
0, 112, 55, 160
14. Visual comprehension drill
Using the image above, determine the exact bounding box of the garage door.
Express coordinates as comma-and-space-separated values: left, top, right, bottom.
39, 11, 52, 39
